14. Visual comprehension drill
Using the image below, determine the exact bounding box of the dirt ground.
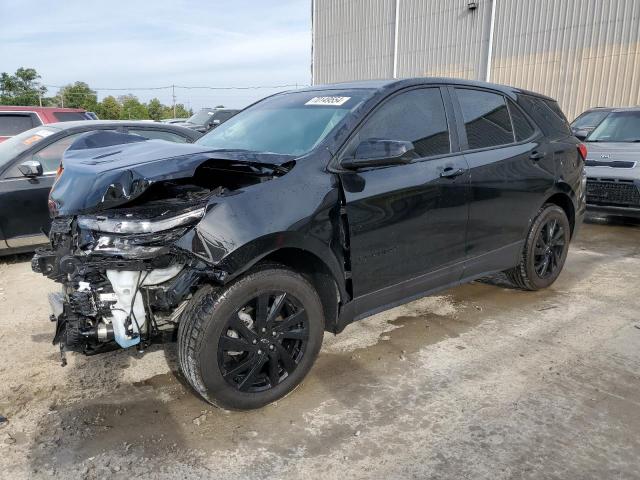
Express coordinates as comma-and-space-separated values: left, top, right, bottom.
1, 216, 639, 479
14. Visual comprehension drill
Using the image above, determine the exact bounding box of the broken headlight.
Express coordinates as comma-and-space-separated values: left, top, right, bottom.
78, 207, 206, 234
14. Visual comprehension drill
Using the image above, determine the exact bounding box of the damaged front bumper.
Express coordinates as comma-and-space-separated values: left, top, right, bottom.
33, 209, 220, 360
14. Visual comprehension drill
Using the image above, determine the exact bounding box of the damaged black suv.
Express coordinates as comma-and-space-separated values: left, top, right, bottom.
33, 78, 586, 409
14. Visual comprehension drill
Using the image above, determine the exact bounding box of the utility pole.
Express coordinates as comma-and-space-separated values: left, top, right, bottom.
172, 84, 176, 117
60, 91, 64, 108
38, 91, 42, 107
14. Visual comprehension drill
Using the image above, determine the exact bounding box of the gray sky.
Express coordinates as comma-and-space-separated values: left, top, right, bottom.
0, 0, 311, 110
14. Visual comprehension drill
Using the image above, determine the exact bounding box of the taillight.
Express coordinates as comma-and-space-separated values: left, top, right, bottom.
55, 163, 64, 179
577, 143, 587, 161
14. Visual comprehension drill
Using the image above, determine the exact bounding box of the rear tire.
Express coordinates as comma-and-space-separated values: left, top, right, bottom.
506, 204, 570, 291
177, 264, 324, 410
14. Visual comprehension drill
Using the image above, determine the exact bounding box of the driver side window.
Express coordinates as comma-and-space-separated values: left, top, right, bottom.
345, 88, 451, 159
32, 133, 84, 174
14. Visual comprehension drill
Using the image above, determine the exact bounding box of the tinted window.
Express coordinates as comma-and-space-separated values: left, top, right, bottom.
128, 129, 189, 143
457, 89, 513, 149
347, 88, 450, 158
53, 112, 89, 122
508, 100, 535, 141
572, 110, 609, 129
518, 95, 571, 136
0, 114, 36, 136
32, 133, 84, 173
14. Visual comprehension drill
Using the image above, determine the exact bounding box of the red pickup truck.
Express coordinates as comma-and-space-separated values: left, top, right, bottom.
0, 106, 94, 142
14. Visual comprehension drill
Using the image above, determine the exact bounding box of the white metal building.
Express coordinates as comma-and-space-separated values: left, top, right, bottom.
311, 0, 640, 119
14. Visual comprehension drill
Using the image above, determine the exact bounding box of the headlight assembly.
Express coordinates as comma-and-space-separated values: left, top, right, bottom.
78, 207, 206, 234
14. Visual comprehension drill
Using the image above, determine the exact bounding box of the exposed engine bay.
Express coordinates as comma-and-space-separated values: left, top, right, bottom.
33, 155, 290, 363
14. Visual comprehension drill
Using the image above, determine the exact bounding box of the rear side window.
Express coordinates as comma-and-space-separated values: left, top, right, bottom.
53, 112, 90, 122
518, 95, 571, 136
129, 129, 189, 143
507, 100, 536, 141
456, 89, 513, 149
0, 114, 38, 136
346, 88, 450, 158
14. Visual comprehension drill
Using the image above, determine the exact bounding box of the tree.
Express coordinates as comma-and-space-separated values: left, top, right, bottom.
118, 94, 149, 120
147, 98, 163, 121
161, 103, 191, 119
57, 82, 97, 111
0, 67, 47, 106
96, 95, 121, 120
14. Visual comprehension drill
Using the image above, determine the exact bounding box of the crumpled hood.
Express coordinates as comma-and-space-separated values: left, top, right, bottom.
584, 141, 640, 181
49, 131, 292, 217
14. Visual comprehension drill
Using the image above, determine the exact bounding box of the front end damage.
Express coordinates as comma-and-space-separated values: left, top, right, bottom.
32, 133, 292, 362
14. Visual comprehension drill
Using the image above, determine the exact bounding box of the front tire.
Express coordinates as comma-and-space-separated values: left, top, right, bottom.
506, 204, 570, 291
178, 265, 324, 410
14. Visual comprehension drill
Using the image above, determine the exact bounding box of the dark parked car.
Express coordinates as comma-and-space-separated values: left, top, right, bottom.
33, 78, 586, 409
583, 107, 640, 218
0, 121, 202, 255
0, 106, 93, 143
571, 107, 613, 139
175, 107, 239, 132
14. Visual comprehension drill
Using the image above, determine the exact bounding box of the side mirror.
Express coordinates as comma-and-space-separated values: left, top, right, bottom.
341, 139, 416, 170
574, 129, 589, 141
211, 119, 221, 127
18, 160, 43, 178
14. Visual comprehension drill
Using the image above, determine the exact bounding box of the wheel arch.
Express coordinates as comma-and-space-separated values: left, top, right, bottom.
544, 191, 576, 238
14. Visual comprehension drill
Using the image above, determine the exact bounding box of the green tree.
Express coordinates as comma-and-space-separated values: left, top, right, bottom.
96, 95, 122, 120
147, 98, 163, 121
57, 81, 97, 111
161, 103, 191, 119
0, 67, 47, 105
119, 94, 148, 120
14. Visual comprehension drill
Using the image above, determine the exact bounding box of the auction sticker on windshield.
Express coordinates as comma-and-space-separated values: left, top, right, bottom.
305, 96, 351, 106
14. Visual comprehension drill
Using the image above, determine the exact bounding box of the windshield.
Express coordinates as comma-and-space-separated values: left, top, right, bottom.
0, 126, 59, 169
587, 111, 640, 142
572, 110, 609, 129
195, 90, 373, 156
187, 109, 215, 125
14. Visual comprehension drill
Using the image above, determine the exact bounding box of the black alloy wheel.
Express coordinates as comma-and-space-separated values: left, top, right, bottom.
506, 203, 571, 291
218, 291, 309, 392
178, 265, 324, 410
533, 218, 566, 279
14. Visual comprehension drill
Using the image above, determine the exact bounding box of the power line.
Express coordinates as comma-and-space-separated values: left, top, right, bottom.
44, 83, 307, 91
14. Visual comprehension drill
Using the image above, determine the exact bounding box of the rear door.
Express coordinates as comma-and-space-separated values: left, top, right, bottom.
451, 87, 555, 277
338, 86, 469, 312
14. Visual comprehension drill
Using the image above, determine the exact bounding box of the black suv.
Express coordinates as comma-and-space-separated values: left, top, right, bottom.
33, 78, 586, 410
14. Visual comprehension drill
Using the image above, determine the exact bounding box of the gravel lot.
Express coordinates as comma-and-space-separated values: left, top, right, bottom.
1, 217, 639, 479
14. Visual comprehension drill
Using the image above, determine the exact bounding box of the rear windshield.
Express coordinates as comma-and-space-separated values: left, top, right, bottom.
572, 110, 609, 129
0, 114, 35, 136
196, 90, 374, 156
0, 126, 59, 169
54, 111, 90, 122
587, 111, 640, 142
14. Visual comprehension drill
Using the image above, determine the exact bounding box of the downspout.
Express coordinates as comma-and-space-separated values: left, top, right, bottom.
485, 0, 497, 82
393, 0, 400, 78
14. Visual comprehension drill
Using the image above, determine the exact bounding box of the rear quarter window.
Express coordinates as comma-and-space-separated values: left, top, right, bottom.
517, 95, 571, 137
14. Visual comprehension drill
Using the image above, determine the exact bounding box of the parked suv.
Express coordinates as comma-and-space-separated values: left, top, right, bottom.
571, 107, 613, 139
0, 106, 93, 142
583, 107, 640, 217
33, 78, 586, 409
176, 107, 239, 132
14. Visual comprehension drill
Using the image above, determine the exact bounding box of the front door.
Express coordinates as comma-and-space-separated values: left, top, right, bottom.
338, 87, 469, 315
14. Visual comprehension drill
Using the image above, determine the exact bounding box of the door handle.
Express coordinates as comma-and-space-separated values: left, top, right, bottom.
529, 151, 546, 161
440, 167, 467, 179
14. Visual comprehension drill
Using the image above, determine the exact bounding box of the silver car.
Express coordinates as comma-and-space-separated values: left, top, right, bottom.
584, 107, 640, 218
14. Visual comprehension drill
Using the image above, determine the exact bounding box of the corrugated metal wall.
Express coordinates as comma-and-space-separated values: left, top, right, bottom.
312, 0, 640, 119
